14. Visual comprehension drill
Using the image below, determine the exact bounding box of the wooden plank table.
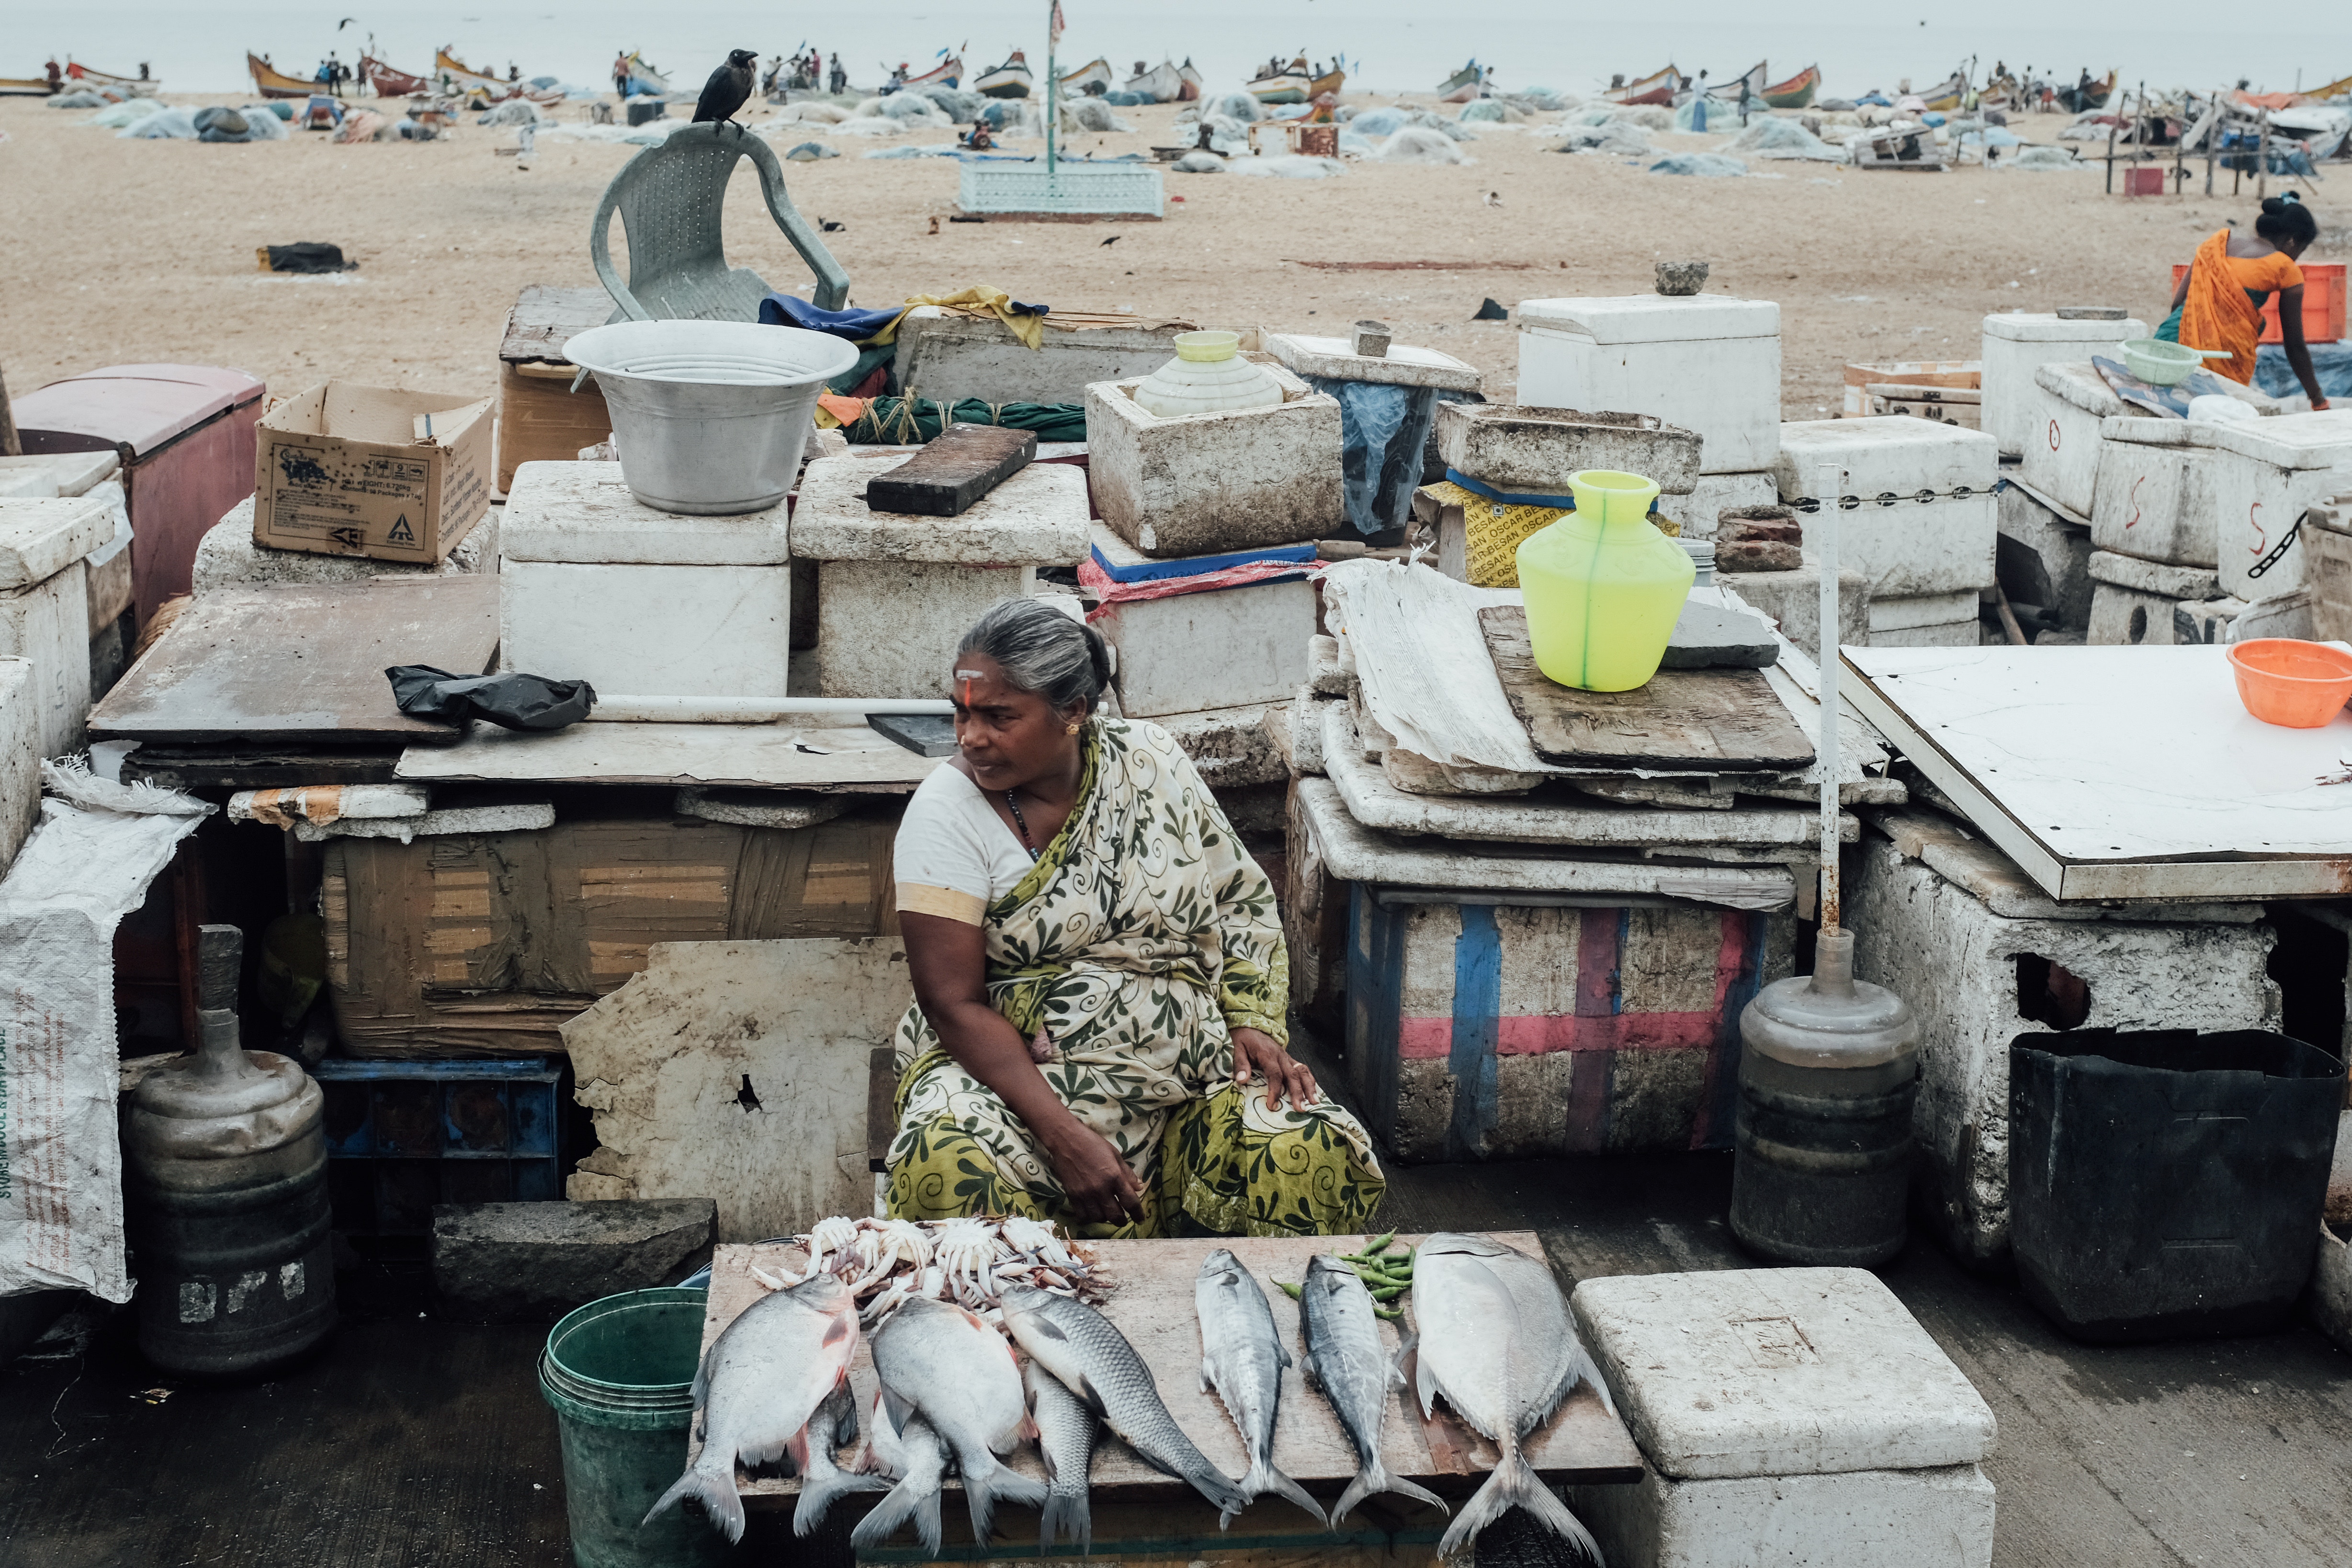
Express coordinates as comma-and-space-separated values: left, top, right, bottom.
88, 576, 498, 746
1478, 605, 1816, 772
698, 1232, 1642, 1564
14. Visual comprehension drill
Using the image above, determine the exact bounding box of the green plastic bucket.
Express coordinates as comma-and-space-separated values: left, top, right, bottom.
539, 1287, 731, 1568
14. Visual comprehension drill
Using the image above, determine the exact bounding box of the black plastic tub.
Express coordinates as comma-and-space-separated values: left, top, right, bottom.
2009, 1028, 2343, 1342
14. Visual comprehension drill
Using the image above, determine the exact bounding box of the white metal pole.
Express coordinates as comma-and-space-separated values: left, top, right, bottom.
1816, 459, 1843, 932
592, 695, 954, 722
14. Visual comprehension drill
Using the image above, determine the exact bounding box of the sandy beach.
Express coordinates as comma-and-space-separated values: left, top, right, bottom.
0, 93, 2310, 417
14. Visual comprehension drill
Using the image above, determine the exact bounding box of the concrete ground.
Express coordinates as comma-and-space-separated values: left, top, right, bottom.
3, 1153, 2348, 1567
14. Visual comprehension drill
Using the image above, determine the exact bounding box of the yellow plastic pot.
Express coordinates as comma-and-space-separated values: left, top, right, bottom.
1515, 470, 1694, 691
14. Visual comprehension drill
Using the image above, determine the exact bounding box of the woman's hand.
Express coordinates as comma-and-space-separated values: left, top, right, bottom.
1040, 1118, 1146, 1226
1232, 1027, 1321, 1112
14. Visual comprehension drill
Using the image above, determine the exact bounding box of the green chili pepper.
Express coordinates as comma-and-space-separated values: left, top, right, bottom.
1276, 1280, 1301, 1299
1369, 1284, 1406, 1301
1365, 1229, 1398, 1254
1373, 1304, 1402, 1320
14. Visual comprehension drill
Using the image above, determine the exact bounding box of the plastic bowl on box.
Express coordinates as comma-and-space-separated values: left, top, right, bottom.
2227, 638, 2352, 728
2119, 337, 2229, 386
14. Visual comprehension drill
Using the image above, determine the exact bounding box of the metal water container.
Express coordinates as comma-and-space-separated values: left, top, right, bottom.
1730, 927, 1921, 1266
125, 925, 335, 1375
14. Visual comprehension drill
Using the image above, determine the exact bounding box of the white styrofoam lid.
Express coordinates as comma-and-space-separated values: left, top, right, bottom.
2033, 361, 2127, 418
2098, 415, 2212, 449
0, 494, 117, 591
1515, 294, 1782, 345
2201, 406, 2352, 471
501, 461, 789, 566
1773, 417, 1998, 495
1571, 1267, 1997, 1481
1263, 334, 1481, 392
1980, 312, 2148, 343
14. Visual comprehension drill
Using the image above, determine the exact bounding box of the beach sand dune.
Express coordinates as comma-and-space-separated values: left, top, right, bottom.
0, 98, 2264, 418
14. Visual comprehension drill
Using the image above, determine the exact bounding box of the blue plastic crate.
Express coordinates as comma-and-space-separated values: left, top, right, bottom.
312, 1059, 569, 1234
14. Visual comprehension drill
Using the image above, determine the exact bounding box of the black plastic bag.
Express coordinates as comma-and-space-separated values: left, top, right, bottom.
385, 666, 595, 731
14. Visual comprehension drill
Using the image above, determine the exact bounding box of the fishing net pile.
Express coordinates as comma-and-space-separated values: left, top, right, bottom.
1369, 126, 1472, 164
1650, 151, 1749, 177
1725, 116, 1844, 161
1231, 154, 1347, 178
1556, 120, 1653, 156
752, 1215, 1109, 1328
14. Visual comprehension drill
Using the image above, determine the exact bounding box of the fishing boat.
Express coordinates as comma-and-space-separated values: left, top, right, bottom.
66, 61, 160, 91
1761, 63, 1819, 109
1248, 56, 1312, 104
1176, 58, 1203, 101
437, 47, 564, 103
2303, 71, 2352, 102
248, 53, 316, 99
0, 76, 58, 96
1436, 61, 1484, 103
1310, 65, 1345, 101
1061, 56, 1114, 96
1916, 68, 1969, 112
360, 54, 430, 98
1124, 59, 1184, 102
620, 50, 669, 95
1606, 65, 1683, 106
975, 51, 1033, 99
895, 55, 961, 91
2057, 68, 2116, 112
1705, 61, 1769, 103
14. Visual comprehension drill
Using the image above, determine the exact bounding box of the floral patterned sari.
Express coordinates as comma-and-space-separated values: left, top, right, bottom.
885, 718, 1383, 1237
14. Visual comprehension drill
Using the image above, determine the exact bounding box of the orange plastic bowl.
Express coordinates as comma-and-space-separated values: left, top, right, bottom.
2227, 638, 2352, 728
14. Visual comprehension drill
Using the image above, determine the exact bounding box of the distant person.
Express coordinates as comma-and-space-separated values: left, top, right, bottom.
613, 52, 631, 98
508, 64, 520, 83
763, 55, 783, 96
138, 61, 151, 80
2159, 194, 2329, 407
693, 48, 758, 134
44, 58, 60, 90
829, 53, 846, 93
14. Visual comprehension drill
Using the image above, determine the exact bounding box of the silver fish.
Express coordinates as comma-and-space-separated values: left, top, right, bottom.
1297, 1254, 1447, 1525
867, 1295, 1047, 1545
1002, 1283, 1251, 1520
849, 1390, 957, 1557
1024, 1355, 1099, 1555
1412, 1233, 1606, 1562
794, 1381, 889, 1538
1196, 1249, 1325, 1526
644, 1273, 861, 1543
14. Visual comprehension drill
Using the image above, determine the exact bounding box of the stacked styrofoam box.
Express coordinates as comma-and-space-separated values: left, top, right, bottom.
1086, 525, 1317, 719
2017, 362, 2125, 520
2085, 551, 2226, 645
0, 495, 113, 759
2199, 408, 2352, 601
1773, 419, 1999, 647
0, 657, 37, 874
792, 454, 1090, 699
1566, 1268, 1998, 1568
1516, 294, 1782, 537
1084, 362, 1343, 555
499, 462, 792, 699
1979, 312, 2146, 458
2078, 419, 2224, 643
1849, 834, 2278, 1268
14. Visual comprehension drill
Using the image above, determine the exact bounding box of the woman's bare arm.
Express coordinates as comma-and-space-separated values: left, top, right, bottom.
900, 911, 1143, 1222
2279, 284, 2327, 407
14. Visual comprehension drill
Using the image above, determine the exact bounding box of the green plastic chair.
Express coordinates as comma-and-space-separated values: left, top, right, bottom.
589, 123, 848, 322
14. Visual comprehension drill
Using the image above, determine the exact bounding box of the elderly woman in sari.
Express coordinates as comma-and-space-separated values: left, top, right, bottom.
885, 598, 1383, 1237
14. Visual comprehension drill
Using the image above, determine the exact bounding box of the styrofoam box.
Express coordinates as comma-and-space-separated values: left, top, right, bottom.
0, 657, 37, 874
501, 461, 789, 566
1979, 312, 2146, 458
2017, 363, 2126, 519
1570, 1463, 1995, 1568
816, 562, 1036, 700
2200, 409, 2352, 600
1515, 295, 1782, 474
1870, 591, 1978, 633
1652, 471, 1775, 538
2090, 419, 2220, 568
1772, 420, 1997, 599
0, 563, 90, 761
1099, 579, 1317, 718
500, 560, 792, 699
1084, 365, 1344, 557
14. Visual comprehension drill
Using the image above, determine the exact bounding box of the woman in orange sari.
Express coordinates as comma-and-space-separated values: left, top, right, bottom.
2157, 194, 2329, 408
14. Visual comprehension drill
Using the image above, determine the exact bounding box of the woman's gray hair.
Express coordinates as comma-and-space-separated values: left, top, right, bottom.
957, 598, 1113, 714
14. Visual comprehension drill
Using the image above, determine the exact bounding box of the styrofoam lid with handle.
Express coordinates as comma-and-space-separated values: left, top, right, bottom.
1514, 294, 1781, 345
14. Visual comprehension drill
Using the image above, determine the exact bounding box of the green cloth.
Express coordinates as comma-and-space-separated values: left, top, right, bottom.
883, 719, 1384, 1240
845, 396, 1088, 445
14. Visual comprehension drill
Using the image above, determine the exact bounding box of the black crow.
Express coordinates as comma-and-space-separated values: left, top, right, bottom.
694, 49, 758, 134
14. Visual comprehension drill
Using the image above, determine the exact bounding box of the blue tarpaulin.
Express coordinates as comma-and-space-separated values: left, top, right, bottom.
2255, 341, 2352, 401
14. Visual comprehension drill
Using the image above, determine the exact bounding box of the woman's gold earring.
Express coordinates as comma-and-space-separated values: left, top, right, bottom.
1065, 722, 1082, 734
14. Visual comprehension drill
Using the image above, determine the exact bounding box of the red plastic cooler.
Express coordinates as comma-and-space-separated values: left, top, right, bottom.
14, 364, 266, 624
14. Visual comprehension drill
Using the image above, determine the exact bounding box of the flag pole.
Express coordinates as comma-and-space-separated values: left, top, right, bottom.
1046, 0, 1059, 176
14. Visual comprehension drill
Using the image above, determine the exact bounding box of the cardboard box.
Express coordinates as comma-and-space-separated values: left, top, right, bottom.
321, 807, 901, 1057
254, 382, 493, 562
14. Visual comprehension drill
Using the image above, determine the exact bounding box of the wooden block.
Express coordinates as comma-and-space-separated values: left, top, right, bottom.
864, 424, 1038, 517
868, 713, 957, 756
1477, 604, 1815, 770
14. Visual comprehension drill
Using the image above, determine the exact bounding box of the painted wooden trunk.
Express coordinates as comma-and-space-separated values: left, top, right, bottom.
1343, 887, 1789, 1161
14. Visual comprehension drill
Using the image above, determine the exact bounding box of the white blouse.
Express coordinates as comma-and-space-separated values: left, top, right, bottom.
893, 765, 1039, 925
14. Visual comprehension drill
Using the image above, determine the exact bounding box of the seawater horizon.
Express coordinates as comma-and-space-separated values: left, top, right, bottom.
28, 1, 2352, 103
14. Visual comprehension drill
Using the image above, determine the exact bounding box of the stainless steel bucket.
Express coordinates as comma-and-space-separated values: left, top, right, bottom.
564, 320, 859, 515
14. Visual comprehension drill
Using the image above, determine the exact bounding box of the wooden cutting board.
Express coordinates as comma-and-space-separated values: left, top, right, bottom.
1478, 604, 1816, 771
